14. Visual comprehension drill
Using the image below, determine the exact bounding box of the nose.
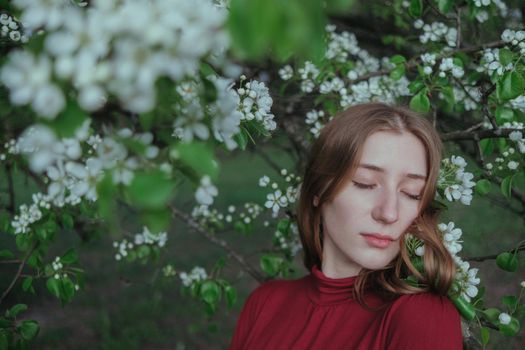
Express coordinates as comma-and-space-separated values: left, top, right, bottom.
371, 189, 399, 224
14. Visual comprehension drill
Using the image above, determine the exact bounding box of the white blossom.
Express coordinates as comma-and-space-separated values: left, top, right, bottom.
195, 176, 218, 206
499, 312, 511, 325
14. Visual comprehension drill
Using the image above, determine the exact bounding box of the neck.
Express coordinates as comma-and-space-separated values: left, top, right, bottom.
321, 235, 361, 278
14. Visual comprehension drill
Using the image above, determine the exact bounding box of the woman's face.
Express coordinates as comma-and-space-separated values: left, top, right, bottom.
320, 130, 428, 277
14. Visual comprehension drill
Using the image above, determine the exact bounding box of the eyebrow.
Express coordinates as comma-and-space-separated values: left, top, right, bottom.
358, 163, 427, 181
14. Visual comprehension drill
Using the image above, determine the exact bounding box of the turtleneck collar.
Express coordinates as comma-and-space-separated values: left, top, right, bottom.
307, 265, 359, 306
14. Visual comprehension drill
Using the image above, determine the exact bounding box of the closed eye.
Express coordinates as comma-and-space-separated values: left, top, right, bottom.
352, 181, 422, 201
353, 181, 376, 189
404, 192, 422, 201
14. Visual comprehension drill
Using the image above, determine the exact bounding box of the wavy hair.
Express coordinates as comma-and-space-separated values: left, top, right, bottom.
297, 102, 456, 309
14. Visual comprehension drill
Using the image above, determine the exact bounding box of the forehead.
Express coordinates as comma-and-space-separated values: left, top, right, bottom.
356, 130, 428, 179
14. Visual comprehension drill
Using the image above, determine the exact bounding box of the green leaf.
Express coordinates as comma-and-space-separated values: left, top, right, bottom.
228, 0, 326, 63
61, 248, 77, 264
136, 245, 151, 259
260, 254, 283, 277
141, 208, 171, 233
277, 219, 291, 235
139, 112, 155, 131
389, 55, 406, 64
440, 86, 455, 109
408, 80, 424, 94
200, 281, 221, 305
495, 106, 514, 124
409, 89, 430, 113
22, 277, 34, 294
6, 304, 27, 318
234, 128, 249, 151
46, 278, 61, 299
172, 142, 219, 181
409, 0, 423, 17
499, 48, 514, 67
496, 252, 519, 272
499, 317, 520, 336
480, 327, 490, 345
438, 0, 453, 13
450, 295, 476, 320
500, 174, 515, 199
479, 139, 494, 156
18, 320, 39, 341
61, 277, 75, 303
96, 174, 118, 229
45, 99, 88, 138
0, 250, 14, 259
127, 170, 176, 209
15, 234, 32, 252
502, 295, 518, 309
224, 285, 237, 308
497, 71, 525, 101
389, 65, 405, 81
475, 179, 492, 196
0, 331, 7, 350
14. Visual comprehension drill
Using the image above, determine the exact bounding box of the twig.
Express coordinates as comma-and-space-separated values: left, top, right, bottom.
0, 243, 37, 305
170, 206, 265, 283
441, 127, 522, 141
350, 41, 506, 85
5, 163, 15, 213
464, 244, 525, 262
455, 7, 461, 49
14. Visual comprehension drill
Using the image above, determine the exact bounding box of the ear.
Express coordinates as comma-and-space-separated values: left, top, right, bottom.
313, 195, 319, 207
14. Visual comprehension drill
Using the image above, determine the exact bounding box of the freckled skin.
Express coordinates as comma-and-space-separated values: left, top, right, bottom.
320, 130, 428, 279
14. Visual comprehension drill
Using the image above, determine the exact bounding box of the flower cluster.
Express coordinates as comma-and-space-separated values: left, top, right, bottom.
438, 222, 480, 302
501, 29, 525, 55
438, 222, 463, 256
262, 169, 301, 218
438, 58, 465, 79
113, 227, 167, 261
453, 258, 481, 302
134, 226, 168, 248
10, 193, 50, 234
195, 176, 218, 206
2, 0, 231, 117
279, 25, 411, 113
305, 110, 332, 138
273, 222, 302, 257
297, 61, 320, 93
414, 20, 457, 47
51, 257, 65, 280
179, 266, 208, 287
236, 77, 277, 132
0, 13, 28, 43
477, 48, 513, 77
438, 156, 476, 205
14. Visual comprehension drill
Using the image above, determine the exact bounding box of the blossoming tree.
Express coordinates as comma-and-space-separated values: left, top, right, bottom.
1, 0, 525, 348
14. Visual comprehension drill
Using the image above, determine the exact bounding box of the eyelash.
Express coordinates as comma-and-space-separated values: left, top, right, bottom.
352, 182, 422, 201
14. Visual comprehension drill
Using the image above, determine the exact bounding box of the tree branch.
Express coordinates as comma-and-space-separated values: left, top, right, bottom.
170, 206, 266, 283
441, 128, 522, 141
464, 243, 525, 262
0, 242, 37, 305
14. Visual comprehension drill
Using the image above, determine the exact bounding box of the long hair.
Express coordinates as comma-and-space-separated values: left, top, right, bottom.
297, 102, 455, 308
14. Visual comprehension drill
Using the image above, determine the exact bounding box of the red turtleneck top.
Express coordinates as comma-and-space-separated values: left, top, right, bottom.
229, 266, 462, 349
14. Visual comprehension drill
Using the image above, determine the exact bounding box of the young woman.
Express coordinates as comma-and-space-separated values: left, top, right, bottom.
229, 103, 462, 349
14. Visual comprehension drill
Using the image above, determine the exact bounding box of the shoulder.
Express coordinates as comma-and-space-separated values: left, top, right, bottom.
390, 292, 459, 319
247, 276, 308, 306
241, 276, 308, 317
385, 292, 463, 349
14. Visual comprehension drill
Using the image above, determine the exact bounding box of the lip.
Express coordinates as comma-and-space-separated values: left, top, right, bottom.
360, 233, 394, 249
